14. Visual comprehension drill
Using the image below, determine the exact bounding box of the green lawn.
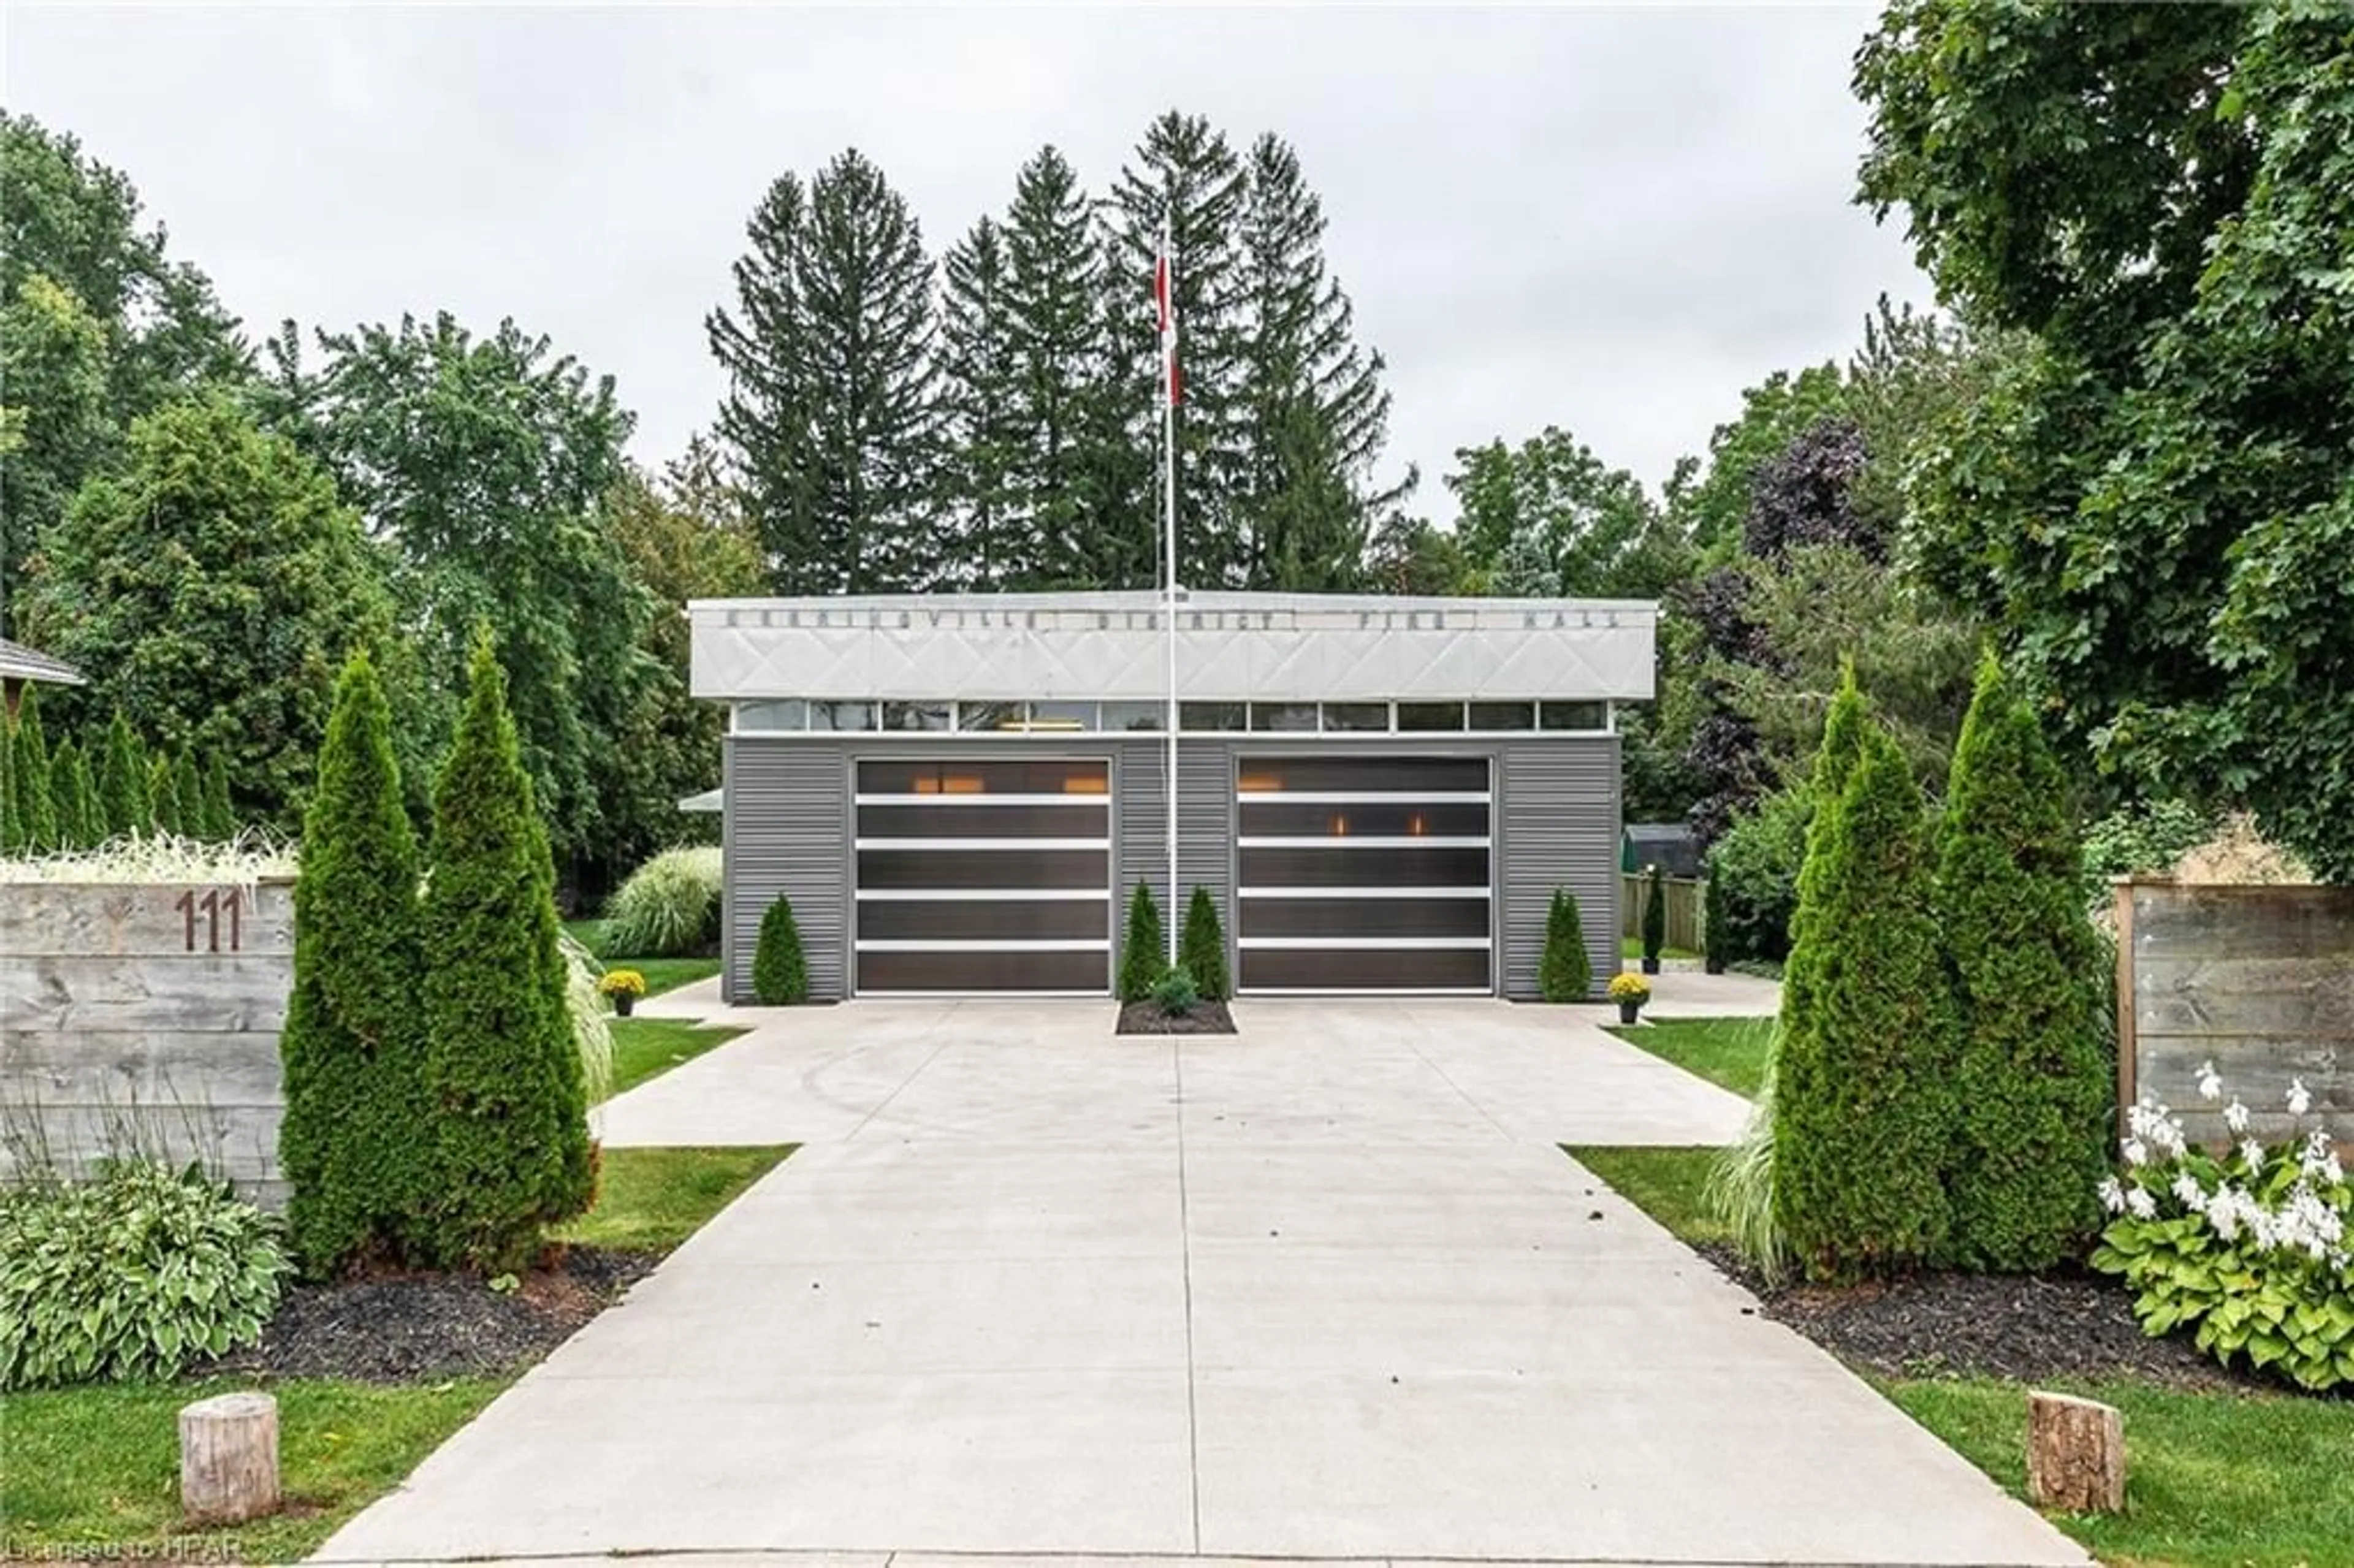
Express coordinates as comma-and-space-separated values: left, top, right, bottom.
0, 1144, 791, 1560
604, 1018, 745, 1102
563, 918, 720, 998
1574, 1142, 2354, 1567
558, 1143, 793, 1252
1607, 1014, 1774, 1098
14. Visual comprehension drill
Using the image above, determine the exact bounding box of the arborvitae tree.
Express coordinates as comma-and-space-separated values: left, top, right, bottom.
1178, 885, 1231, 1001
1232, 132, 1400, 588
96, 709, 150, 836
1109, 112, 1251, 588
419, 638, 594, 1269
1937, 654, 2111, 1271
1118, 880, 1166, 1003
199, 748, 235, 840
1773, 725, 1956, 1281
48, 737, 97, 848
937, 215, 1023, 588
0, 715, 18, 852
1640, 863, 1668, 964
1702, 861, 1729, 974
10, 685, 57, 851
1001, 146, 1120, 587
170, 750, 203, 839
709, 150, 940, 592
752, 893, 809, 1004
148, 752, 181, 836
1538, 888, 1593, 1002
278, 653, 429, 1276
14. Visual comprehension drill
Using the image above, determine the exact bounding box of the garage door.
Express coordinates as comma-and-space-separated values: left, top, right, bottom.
1235, 756, 1493, 993
852, 759, 1111, 994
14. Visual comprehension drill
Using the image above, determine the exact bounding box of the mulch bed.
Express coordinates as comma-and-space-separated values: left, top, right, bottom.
1116, 999, 1238, 1035
197, 1247, 659, 1384
1696, 1243, 2251, 1391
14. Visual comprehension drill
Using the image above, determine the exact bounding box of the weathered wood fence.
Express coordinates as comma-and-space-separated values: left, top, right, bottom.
0, 881, 292, 1205
2114, 879, 2352, 1147
1623, 873, 1706, 954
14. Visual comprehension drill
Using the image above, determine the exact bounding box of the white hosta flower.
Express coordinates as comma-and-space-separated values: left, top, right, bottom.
2171, 1171, 2207, 1209
2098, 1175, 2127, 1215
2125, 1187, 2158, 1220
2287, 1078, 2312, 1116
2196, 1060, 2223, 1101
2224, 1098, 2252, 1136
2122, 1137, 2149, 1167
2241, 1140, 2266, 1176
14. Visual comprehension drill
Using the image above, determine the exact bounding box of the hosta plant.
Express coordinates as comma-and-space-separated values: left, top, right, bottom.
2091, 1067, 2352, 1391
0, 1162, 291, 1390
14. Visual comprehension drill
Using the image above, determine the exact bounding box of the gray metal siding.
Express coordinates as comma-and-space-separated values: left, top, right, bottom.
1113, 737, 1173, 959
1500, 737, 1623, 999
722, 739, 850, 1002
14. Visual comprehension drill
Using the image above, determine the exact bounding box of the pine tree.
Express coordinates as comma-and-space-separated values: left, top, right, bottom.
148, 752, 181, 836
1118, 880, 1166, 1003
1109, 112, 1251, 588
419, 637, 594, 1269
97, 710, 150, 836
48, 737, 97, 848
278, 653, 429, 1276
1232, 132, 1401, 588
1539, 888, 1593, 1002
1773, 725, 1956, 1281
937, 215, 1023, 587
752, 893, 809, 1004
1936, 654, 2111, 1271
1178, 885, 1231, 1001
709, 150, 940, 592
10, 685, 57, 851
199, 748, 235, 840
1000, 146, 1120, 587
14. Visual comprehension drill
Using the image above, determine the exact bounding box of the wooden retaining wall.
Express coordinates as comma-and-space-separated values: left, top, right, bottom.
2116, 880, 2353, 1148
1, 881, 293, 1206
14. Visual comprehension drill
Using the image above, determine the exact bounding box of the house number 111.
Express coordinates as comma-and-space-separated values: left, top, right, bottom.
174, 887, 243, 953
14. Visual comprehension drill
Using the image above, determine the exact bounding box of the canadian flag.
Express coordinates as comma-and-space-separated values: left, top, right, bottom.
1155, 243, 1181, 408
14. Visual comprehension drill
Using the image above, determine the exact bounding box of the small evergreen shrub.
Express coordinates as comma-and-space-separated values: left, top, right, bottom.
418, 638, 595, 1271
1, 720, 18, 851
601, 845, 723, 957
1773, 724, 1957, 1282
1937, 653, 2111, 1271
1701, 863, 1729, 974
0, 1163, 291, 1390
1118, 881, 1165, 1003
280, 653, 431, 1276
199, 750, 236, 841
10, 686, 57, 851
1640, 863, 1667, 962
1538, 888, 1592, 1001
97, 710, 150, 837
49, 738, 99, 849
1178, 885, 1230, 1001
752, 892, 809, 1004
171, 751, 204, 839
1152, 965, 1199, 1017
148, 753, 183, 837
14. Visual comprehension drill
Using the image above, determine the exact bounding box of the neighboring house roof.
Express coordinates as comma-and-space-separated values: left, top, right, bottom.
0, 638, 86, 688
1623, 823, 1705, 877
676, 788, 723, 814
687, 590, 1658, 706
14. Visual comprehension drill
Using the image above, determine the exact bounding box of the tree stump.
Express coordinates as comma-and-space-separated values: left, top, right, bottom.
2027, 1390, 2124, 1514
179, 1391, 280, 1524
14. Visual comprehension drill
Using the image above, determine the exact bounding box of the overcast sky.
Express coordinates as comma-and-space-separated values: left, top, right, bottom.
7, 2, 1931, 519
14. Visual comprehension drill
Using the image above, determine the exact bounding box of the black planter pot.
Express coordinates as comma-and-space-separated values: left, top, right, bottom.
1704, 954, 1726, 976
1640, 957, 1661, 975
1617, 1000, 1642, 1024
613, 994, 636, 1018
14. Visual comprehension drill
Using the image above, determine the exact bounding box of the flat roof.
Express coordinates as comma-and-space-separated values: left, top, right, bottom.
690, 590, 1656, 704
0, 638, 86, 688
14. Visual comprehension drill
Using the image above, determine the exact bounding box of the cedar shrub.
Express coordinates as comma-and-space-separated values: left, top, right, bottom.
417, 637, 594, 1271
148, 753, 181, 836
1178, 885, 1230, 1001
199, 748, 235, 840
97, 710, 150, 837
11, 686, 57, 851
170, 751, 204, 839
1701, 862, 1728, 973
48, 738, 98, 849
1773, 723, 1956, 1281
1538, 887, 1593, 1001
1640, 863, 1667, 962
279, 653, 430, 1276
0, 719, 17, 851
1935, 653, 2111, 1271
752, 892, 810, 1003
1118, 880, 1165, 1002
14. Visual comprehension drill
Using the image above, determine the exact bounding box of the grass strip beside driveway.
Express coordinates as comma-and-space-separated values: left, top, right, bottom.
605, 1018, 745, 1102
559, 1144, 793, 1252
1607, 1014, 1773, 1098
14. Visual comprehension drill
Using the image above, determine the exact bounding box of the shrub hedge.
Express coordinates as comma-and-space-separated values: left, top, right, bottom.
1179, 885, 1230, 1001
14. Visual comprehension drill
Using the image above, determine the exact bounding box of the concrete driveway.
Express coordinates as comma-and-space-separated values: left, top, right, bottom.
318, 998, 2083, 1567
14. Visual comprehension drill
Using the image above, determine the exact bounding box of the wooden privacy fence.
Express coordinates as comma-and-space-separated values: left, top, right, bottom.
2115, 879, 2353, 1147
0, 880, 293, 1205
1623, 873, 1706, 954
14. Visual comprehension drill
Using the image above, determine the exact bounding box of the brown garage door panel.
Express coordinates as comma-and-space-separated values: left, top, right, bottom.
858, 948, 1108, 992
856, 802, 1109, 839
1237, 801, 1490, 838
1236, 757, 1488, 794
856, 848, 1110, 891
1239, 947, 1491, 991
856, 899, 1108, 942
1239, 896, 1490, 940
1237, 845, 1490, 889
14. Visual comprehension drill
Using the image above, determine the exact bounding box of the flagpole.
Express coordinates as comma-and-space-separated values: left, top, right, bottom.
1160, 213, 1179, 965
